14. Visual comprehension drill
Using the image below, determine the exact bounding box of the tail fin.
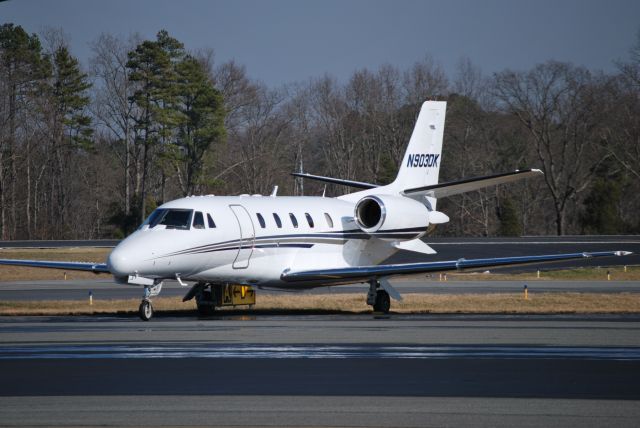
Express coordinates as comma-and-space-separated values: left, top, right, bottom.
391, 101, 446, 192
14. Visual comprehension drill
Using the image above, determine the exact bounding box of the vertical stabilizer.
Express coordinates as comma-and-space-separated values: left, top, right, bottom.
337, 101, 447, 206
386, 100, 446, 210
391, 101, 446, 193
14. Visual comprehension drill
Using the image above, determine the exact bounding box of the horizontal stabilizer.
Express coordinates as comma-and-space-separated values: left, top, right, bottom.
282, 251, 631, 283
403, 169, 543, 199
0, 259, 110, 274
291, 172, 378, 190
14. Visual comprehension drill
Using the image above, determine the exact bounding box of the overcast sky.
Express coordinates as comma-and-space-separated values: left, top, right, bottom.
2, 0, 639, 86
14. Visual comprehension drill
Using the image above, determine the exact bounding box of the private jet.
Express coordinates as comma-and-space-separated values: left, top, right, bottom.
0, 101, 631, 319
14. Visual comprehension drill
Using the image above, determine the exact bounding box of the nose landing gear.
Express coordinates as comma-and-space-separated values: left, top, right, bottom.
139, 299, 153, 321
139, 282, 163, 321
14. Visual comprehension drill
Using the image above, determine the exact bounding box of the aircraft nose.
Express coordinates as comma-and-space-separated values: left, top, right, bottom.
107, 247, 135, 277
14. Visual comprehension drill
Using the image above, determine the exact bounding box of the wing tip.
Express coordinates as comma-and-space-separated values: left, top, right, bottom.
615, 251, 633, 256
515, 168, 543, 175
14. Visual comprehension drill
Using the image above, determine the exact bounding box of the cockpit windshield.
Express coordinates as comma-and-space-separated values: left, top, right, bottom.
143, 209, 193, 230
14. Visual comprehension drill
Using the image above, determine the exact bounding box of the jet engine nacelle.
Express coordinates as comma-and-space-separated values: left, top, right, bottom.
354, 195, 431, 240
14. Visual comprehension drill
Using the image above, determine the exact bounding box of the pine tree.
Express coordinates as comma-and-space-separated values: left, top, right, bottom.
126, 30, 185, 221
172, 55, 225, 195
44, 45, 93, 232
0, 24, 49, 238
497, 196, 521, 236
580, 179, 625, 234
51, 46, 93, 149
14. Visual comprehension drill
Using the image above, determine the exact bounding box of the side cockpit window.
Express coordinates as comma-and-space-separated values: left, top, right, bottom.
207, 213, 216, 228
146, 209, 165, 228
193, 211, 205, 229
146, 208, 193, 230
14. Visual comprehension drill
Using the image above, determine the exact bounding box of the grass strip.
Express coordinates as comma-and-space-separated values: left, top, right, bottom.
1, 292, 639, 316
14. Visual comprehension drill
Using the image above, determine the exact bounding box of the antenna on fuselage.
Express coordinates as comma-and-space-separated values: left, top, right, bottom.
294, 155, 304, 196
271, 185, 278, 197
322, 185, 327, 197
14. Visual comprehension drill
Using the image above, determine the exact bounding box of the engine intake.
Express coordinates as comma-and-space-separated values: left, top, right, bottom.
355, 196, 385, 230
354, 195, 431, 240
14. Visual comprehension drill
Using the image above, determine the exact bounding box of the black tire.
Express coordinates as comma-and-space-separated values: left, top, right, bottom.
197, 290, 215, 317
373, 290, 391, 313
139, 300, 153, 321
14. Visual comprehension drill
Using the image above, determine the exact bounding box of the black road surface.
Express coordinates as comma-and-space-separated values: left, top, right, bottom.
2, 356, 639, 399
1, 315, 639, 427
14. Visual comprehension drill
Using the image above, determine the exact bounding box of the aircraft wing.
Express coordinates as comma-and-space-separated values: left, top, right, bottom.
403, 169, 543, 199
281, 251, 631, 283
0, 259, 110, 274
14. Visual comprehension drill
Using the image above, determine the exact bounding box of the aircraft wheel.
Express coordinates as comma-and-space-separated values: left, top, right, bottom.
139, 300, 153, 321
197, 290, 215, 317
373, 290, 391, 313
197, 303, 215, 317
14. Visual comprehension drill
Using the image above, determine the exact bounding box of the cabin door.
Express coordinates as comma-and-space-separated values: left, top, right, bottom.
229, 205, 255, 269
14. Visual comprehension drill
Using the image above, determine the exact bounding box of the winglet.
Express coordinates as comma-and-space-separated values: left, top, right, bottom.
615, 251, 633, 256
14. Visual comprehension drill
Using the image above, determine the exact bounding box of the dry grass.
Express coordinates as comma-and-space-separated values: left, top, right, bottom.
2, 292, 639, 316
414, 265, 640, 282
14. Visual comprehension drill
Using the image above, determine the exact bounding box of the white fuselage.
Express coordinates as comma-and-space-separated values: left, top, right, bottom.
106, 195, 418, 290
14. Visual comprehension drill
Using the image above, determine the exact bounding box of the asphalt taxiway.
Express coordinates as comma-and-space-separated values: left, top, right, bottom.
0, 314, 639, 427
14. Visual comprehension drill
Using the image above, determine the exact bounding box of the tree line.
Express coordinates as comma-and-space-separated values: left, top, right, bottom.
1, 23, 638, 239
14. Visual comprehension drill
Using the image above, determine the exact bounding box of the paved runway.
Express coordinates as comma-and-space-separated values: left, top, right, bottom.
0, 314, 639, 427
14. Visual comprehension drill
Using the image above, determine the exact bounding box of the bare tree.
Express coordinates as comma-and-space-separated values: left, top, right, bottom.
213, 60, 259, 133
493, 62, 601, 234
226, 85, 291, 195
601, 31, 640, 180
308, 75, 358, 194
90, 32, 141, 216
402, 54, 449, 104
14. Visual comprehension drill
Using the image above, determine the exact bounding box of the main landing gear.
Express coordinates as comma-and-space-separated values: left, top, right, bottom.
182, 282, 216, 317
196, 285, 215, 317
367, 279, 391, 313
139, 282, 163, 321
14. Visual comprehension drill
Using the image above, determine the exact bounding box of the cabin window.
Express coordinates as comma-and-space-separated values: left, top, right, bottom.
256, 213, 266, 228
305, 213, 314, 228
273, 213, 282, 228
148, 209, 192, 230
207, 213, 216, 228
324, 213, 334, 228
289, 213, 298, 228
193, 211, 205, 229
